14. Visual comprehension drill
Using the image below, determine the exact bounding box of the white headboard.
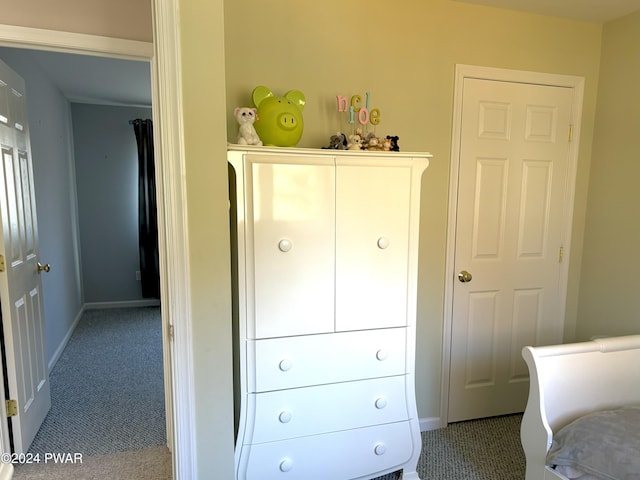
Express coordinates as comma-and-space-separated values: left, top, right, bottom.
520, 335, 640, 480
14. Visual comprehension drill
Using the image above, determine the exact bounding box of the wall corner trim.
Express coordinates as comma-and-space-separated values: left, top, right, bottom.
420, 416, 444, 432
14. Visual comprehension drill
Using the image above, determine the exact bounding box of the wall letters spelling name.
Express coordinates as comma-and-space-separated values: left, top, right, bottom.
336, 93, 381, 126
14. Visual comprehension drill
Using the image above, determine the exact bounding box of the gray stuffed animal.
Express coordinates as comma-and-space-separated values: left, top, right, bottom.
322, 132, 348, 150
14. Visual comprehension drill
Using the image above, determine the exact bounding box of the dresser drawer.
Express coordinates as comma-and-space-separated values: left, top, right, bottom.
247, 328, 406, 392
245, 375, 409, 444
239, 421, 416, 480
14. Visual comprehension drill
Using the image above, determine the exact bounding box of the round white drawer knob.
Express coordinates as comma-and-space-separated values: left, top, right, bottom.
376, 349, 389, 361
374, 443, 387, 456
375, 397, 387, 409
279, 359, 292, 371
278, 410, 292, 423
278, 239, 293, 252
377, 236, 390, 249
279, 458, 293, 472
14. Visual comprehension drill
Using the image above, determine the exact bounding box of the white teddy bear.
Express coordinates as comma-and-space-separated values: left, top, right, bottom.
347, 132, 363, 150
234, 107, 263, 146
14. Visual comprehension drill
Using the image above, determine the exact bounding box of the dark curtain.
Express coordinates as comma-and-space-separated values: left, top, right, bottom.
133, 119, 160, 299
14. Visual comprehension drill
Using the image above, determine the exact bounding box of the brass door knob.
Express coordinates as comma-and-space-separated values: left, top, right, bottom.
37, 262, 51, 273
457, 270, 472, 283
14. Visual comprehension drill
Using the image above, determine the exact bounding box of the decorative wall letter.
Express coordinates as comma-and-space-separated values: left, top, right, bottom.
336, 95, 349, 113
337, 92, 382, 127
370, 108, 381, 125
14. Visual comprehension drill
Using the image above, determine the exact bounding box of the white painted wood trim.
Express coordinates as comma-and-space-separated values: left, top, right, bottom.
0, 462, 13, 480
441, 64, 585, 427
152, 1, 196, 479
419, 416, 444, 432
0, 24, 152, 60
84, 300, 162, 310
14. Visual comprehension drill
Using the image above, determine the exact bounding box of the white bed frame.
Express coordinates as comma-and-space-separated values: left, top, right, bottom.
521, 334, 640, 480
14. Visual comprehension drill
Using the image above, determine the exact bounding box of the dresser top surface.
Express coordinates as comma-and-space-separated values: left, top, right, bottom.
228, 143, 432, 160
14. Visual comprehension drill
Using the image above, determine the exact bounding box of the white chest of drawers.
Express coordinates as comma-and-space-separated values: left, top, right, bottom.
229, 145, 430, 480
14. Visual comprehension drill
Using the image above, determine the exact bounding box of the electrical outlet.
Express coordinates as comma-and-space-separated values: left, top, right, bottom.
136, 270, 141, 281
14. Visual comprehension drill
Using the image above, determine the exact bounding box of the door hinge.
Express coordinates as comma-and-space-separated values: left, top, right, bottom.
559, 246, 564, 263
5, 399, 17, 417
168, 324, 174, 341
568, 125, 574, 142
0, 254, 5, 272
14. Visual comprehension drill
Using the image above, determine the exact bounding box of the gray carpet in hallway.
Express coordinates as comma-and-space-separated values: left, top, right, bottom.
27, 307, 166, 457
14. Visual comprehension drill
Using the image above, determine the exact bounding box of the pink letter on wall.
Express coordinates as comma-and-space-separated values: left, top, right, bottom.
336, 96, 349, 113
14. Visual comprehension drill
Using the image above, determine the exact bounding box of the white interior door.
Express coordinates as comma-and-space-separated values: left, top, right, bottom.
0, 58, 50, 453
448, 77, 575, 422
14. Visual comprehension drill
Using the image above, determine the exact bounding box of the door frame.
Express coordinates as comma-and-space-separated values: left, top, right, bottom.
440, 64, 585, 426
0, 4, 195, 478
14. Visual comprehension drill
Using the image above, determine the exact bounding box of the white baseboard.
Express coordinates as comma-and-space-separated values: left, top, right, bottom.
0, 460, 14, 479
84, 299, 161, 309
48, 306, 85, 373
420, 416, 444, 432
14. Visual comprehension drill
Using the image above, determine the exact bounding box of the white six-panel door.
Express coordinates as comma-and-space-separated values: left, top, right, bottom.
0, 58, 51, 453
448, 76, 575, 422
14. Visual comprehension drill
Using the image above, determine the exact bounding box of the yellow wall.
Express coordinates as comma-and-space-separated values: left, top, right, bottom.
224, 0, 602, 420
576, 11, 640, 340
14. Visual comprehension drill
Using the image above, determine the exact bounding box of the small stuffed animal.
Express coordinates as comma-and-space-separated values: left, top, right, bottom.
364, 132, 380, 151
234, 107, 263, 146
386, 135, 400, 152
322, 132, 348, 150
380, 137, 392, 151
347, 132, 363, 150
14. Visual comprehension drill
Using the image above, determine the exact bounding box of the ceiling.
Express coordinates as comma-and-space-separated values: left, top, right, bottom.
2, 1, 639, 107
454, 0, 640, 23
0, 47, 152, 108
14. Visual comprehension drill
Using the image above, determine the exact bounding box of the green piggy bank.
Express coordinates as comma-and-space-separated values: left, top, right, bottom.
252, 86, 305, 147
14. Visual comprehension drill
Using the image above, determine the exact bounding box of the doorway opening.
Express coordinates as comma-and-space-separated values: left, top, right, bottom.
0, 41, 172, 474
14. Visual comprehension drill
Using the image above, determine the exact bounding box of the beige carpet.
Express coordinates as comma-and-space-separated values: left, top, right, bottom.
12, 446, 172, 480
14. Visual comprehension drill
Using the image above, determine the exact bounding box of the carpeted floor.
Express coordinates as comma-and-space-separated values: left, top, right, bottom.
15, 415, 523, 480
27, 307, 167, 456
374, 414, 525, 480
17, 306, 525, 479
13, 445, 171, 480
